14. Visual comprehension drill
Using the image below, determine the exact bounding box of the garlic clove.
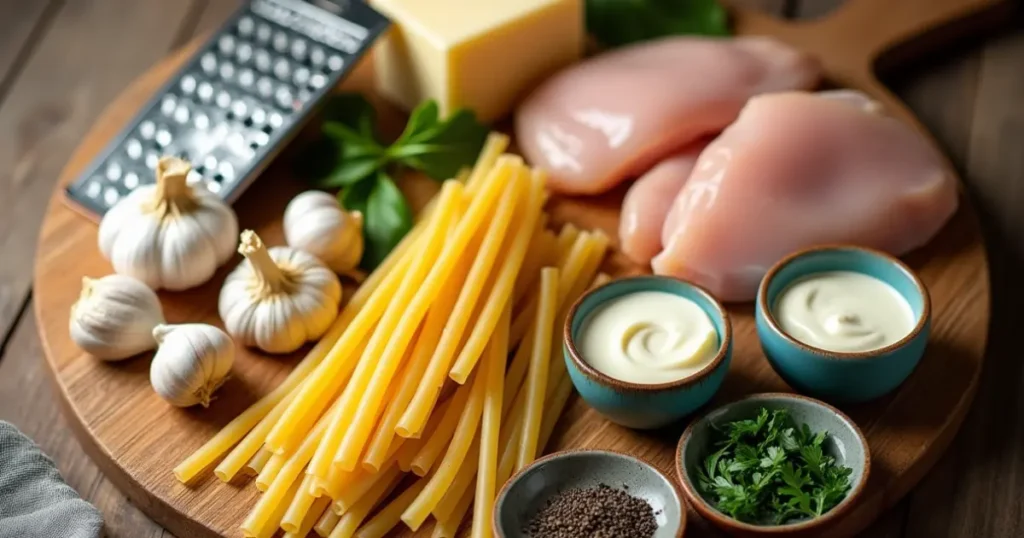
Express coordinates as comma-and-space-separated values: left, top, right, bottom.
159, 216, 220, 291
106, 212, 166, 290
284, 247, 343, 341
217, 277, 258, 336
150, 323, 234, 408
98, 191, 141, 257
290, 276, 342, 339
97, 157, 239, 291
69, 274, 166, 361
283, 191, 335, 233
332, 209, 365, 275
192, 200, 240, 267
283, 191, 364, 274
219, 230, 342, 354
288, 288, 332, 341
254, 296, 306, 354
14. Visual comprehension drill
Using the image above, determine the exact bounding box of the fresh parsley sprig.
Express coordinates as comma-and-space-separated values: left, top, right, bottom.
697, 408, 853, 526
296, 94, 488, 269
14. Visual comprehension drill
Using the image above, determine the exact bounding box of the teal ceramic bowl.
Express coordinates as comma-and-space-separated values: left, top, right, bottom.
564, 276, 732, 429
676, 393, 870, 537
756, 245, 931, 404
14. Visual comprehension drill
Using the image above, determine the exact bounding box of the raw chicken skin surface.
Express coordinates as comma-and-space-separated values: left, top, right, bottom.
620, 146, 704, 265
653, 91, 958, 302
515, 36, 820, 195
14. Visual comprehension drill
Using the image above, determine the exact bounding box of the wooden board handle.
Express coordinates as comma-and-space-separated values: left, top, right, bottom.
732, 0, 1008, 83
731, 0, 1010, 140
811, 0, 1005, 55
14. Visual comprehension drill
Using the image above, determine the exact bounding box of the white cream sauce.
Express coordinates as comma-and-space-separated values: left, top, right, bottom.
578, 291, 720, 384
773, 271, 916, 353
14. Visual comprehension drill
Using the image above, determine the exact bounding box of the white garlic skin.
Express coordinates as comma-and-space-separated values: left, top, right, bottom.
70, 274, 165, 361
219, 231, 342, 354
150, 323, 234, 408
283, 191, 364, 273
98, 157, 239, 291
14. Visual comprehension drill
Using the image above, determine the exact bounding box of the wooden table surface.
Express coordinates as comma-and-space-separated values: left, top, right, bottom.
0, 1, 1020, 536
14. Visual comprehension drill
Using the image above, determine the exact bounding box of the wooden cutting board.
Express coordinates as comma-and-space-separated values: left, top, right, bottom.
33, 0, 1004, 536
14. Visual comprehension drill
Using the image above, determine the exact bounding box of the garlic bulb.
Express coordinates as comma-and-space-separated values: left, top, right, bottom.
98, 156, 239, 291
283, 191, 364, 274
70, 274, 165, 361
218, 230, 342, 354
150, 323, 234, 408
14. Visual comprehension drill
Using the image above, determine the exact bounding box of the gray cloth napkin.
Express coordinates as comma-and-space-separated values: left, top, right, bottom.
0, 421, 103, 538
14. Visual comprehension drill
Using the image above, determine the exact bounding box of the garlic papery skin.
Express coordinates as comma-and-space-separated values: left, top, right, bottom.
283, 191, 364, 274
218, 230, 342, 354
98, 156, 239, 291
150, 323, 234, 408
70, 274, 165, 361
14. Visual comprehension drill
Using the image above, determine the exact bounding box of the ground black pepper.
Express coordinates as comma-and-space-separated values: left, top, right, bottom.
525, 483, 658, 538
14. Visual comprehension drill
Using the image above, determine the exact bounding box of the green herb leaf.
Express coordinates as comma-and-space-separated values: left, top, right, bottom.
799, 423, 814, 445
324, 121, 377, 149
586, 0, 730, 49
780, 462, 810, 491
361, 172, 413, 269
394, 100, 441, 146
800, 444, 825, 477
779, 427, 799, 452
759, 446, 786, 469
697, 407, 854, 526
318, 157, 381, 187
338, 176, 374, 215
388, 105, 489, 181
296, 94, 488, 266
728, 444, 759, 473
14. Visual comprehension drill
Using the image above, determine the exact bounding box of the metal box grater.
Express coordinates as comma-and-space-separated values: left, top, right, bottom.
64, 0, 390, 219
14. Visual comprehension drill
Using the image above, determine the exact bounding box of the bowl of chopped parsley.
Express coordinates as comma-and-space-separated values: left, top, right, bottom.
675, 393, 869, 536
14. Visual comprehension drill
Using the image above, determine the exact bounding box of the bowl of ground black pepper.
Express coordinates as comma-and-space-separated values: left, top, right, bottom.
493, 449, 685, 537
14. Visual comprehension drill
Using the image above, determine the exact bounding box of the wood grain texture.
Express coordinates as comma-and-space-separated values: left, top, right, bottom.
29, 2, 994, 538
0, 2, 1014, 538
0, 0, 199, 342
0, 0, 55, 94
192, 0, 246, 35
0, 3, 242, 537
0, 0, 58, 345
0, 310, 169, 538
732, 0, 1008, 141
902, 26, 1024, 538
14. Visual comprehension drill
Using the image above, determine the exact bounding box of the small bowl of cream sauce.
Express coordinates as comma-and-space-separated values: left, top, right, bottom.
564, 276, 732, 429
756, 245, 931, 403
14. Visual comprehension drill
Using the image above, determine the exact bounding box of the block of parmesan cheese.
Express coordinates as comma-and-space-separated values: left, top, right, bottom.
370, 0, 583, 122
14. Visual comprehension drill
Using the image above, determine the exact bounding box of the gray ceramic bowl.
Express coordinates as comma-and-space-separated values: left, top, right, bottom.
494, 449, 685, 537
676, 393, 870, 537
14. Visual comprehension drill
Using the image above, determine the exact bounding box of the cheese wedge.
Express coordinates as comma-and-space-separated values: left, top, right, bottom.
371, 0, 583, 122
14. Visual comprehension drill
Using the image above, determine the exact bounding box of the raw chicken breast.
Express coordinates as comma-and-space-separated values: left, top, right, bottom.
515, 36, 820, 195
653, 90, 958, 302
620, 146, 704, 264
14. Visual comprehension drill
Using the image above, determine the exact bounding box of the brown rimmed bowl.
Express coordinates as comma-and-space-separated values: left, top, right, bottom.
494, 449, 686, 537
564, 275, 733, 429
755, 244, 931, 404
676, 393, 870, 537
